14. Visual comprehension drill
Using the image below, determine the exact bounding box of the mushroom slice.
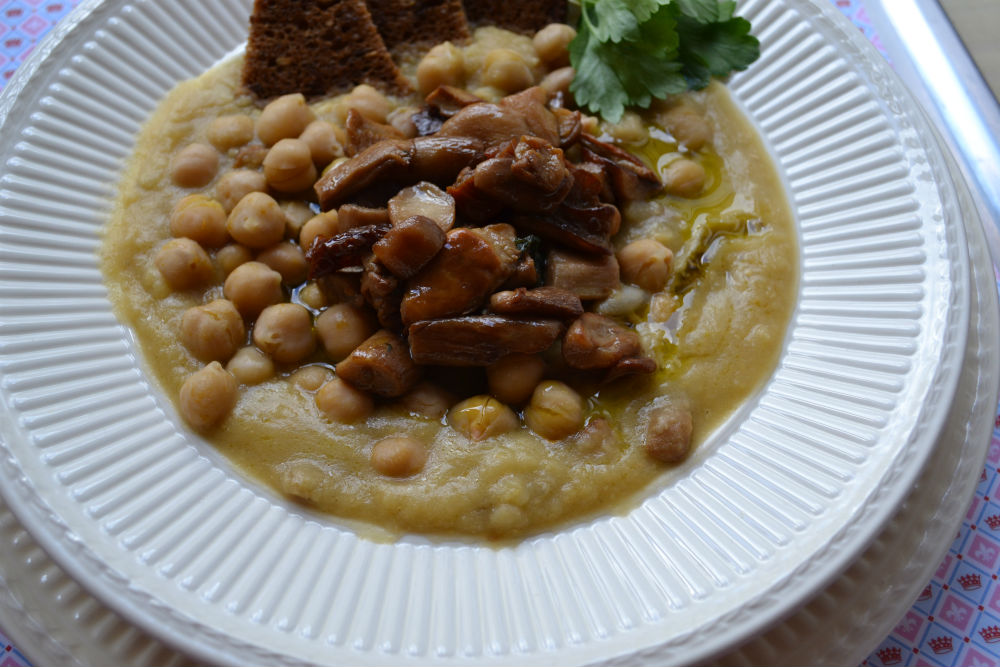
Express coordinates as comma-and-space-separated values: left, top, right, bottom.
336, 329, 421, 397
408, 316, 563, 366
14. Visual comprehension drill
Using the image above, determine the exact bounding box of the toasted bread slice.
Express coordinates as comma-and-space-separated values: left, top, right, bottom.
366, 0, 471, 51
461, 0, 566, 33
242, 0, 412, 101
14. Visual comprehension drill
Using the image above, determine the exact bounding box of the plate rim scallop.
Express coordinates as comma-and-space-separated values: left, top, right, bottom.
0, 0, 971, 665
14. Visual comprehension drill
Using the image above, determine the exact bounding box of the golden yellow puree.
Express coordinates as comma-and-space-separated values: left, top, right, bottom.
100, 33, 797, 540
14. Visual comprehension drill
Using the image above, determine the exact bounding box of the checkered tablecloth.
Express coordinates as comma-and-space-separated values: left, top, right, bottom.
1, 1, 998, 665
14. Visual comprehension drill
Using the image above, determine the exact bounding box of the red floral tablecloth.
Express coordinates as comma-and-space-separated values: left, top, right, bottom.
1, 1, 998, 665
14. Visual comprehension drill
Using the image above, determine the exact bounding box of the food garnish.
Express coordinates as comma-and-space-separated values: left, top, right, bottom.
569, 0, 760, 121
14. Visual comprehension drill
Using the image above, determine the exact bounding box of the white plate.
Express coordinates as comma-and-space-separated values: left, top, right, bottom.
0, 147, 992, 667
0, 0, 971, 664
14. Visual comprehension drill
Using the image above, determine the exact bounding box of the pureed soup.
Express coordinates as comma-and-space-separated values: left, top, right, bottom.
100, 26, 797, 539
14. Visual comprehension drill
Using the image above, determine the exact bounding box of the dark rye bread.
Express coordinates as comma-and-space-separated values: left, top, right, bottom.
461, 0, 566, 33
366, 0, 471, 51
242, 0, 412, 101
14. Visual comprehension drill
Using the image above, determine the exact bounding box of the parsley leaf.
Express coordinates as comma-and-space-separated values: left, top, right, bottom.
673, 7, 759, 87
568, 0, 760, 122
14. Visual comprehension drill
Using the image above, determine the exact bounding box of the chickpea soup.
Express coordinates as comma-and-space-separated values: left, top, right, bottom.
100, 27, 797, 539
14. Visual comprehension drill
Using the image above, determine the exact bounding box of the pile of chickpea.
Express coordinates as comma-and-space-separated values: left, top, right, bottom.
151, 23, 713, 480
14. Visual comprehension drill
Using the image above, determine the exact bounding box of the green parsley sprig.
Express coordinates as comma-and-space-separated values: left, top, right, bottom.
568, 0, 760, 122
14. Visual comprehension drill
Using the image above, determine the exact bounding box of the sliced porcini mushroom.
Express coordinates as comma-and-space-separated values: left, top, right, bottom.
360, 255, 403, 332
580, 133, 663, 203
489, 286, 583, 320
344, 108, 405, 157
425, 85, 483, 116
372, 214, 446, 279
408, 316, 564, 366
437, 86, 560, 150
545, 248, 621, 300
511, 198, 620, 255
336, 329, 421, 397
315, 135, 484, 210
470, 136, 574, 213
400, 224, 518, 325
388, 181, 456, 231
562, 312, 641, 370
337, 203, 391, 230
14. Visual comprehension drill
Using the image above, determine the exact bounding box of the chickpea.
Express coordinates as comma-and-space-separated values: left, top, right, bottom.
206, 114, 255, 151
289, 365, 333, 391
154, 238, 214, 290
215, 170, 267, 213
370, 436, 427, 477
524, 380, 584, 441
298, 120, 343, 167
252, 303, 316, 363
539, 66, 574, 103
216, 243, 253, 276
315, 377, 373, 423
644, 401, 693, 463
263, 138, 318, 193
226, 191, 287, 248
169, 143, 219, 188
169, 195, 228, 248
481, 49, 534, 94
315, 303, 375, 361
179, 299, 245, 363
256, 93, 317, 146
662, 158, 706, 198
344, 84, 391, 123
282, 201, 315, 239
606, 111, 647, 143
659, 105, 713, 151
617, 239, 674, 292
533, 23, 576, 68
257, 241, 307, 285
178, 361, 238, 431
486, 354, 546, 405
223, 261, 284, 317
447, 395, 519, 441
299, 210, 341, 251
386, 106, 419, 138
226, 346, 275, 385
297, 282, 327, 310
416, 42, 465, 95
400, 382, 454, 419
571, 417, 618, 458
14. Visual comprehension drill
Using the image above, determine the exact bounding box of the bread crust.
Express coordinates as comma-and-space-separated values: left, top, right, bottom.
242, 0, 412, 101
366, 0, 471, 51
461, 0, 566, 34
